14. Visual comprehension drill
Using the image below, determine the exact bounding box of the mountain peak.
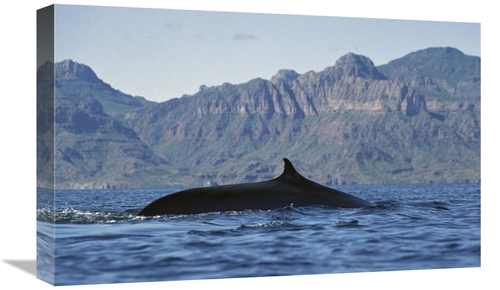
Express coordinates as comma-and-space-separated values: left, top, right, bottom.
271, 69, 300, 83
331, 53, 385, 80
417, 46, 465, 57
55, 59, 99, 82
377, 46, 480, 89
385, 47, 469, 68
336, 52, 369, 64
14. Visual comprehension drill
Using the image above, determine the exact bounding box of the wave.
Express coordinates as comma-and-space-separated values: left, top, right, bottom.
36, 206, 266, 224
36, 201, 387, 224
36, 207, 144, 224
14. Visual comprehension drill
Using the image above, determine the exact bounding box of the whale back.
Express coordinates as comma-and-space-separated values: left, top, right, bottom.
280, 158, 298, 176
137, 158, 374, 216
276, 158, 374, 208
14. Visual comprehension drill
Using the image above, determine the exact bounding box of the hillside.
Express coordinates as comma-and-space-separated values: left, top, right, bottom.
55, 59, 155, 117
377, 47, 480, 112
37, 47, 481, 189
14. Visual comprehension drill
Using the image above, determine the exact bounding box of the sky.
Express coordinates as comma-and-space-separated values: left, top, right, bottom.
53, 4, 480, 103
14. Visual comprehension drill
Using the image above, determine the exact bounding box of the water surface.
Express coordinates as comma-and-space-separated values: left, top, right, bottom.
36, 183, 480, 285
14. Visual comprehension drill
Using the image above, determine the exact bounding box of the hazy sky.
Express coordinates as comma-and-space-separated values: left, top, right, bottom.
54, 4, 480, 102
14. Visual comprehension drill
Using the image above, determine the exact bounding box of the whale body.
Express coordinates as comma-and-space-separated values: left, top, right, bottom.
137, 158, 374, 216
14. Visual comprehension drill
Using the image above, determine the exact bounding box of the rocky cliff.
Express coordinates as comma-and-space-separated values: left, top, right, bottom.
37, 47, 481, 189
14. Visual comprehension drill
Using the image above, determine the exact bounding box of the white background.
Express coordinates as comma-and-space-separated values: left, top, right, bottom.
0, 1, 496, 289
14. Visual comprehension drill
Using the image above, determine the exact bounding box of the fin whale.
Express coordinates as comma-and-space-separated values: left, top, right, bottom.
137, 158, 374, 216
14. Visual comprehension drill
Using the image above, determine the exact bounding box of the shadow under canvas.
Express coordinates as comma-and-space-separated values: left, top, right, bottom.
3, 260, 37, 277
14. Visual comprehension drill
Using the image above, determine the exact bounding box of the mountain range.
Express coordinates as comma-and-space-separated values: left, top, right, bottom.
37, 47, 480, 189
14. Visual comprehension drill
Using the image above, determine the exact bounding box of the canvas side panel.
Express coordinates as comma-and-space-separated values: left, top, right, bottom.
36, 4, 55, 286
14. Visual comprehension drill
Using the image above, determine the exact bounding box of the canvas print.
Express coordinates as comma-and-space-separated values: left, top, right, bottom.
36, 4, 481, 286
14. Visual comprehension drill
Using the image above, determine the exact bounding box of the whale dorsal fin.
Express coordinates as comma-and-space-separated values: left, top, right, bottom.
282, 158, 298, 176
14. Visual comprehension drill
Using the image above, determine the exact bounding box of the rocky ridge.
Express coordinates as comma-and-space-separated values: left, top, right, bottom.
37, 47, 480, 189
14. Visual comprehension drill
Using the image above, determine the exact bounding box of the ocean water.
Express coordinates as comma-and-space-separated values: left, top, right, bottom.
36, 183, 480, 286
